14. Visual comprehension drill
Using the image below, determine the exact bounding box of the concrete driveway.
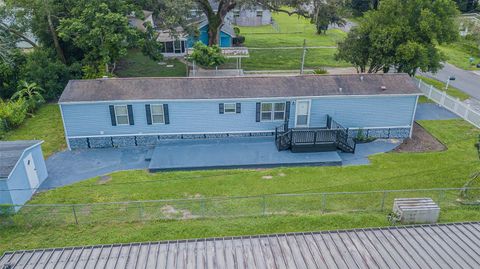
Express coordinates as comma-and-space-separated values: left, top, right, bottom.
421, 63, 480, 100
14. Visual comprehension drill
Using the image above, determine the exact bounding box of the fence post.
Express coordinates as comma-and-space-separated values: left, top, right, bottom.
201, 199, 206, 218
380, 191, 387, 212
322, 193, 327, 213
454, 98, 459, 113
262, 195, 267, 216
428, 85, 433, 99
465, 104, 470, 119
138, 202, 144, 221
438, 190, 446, 207
72, 205, 78, 225
440, 90, 447, 107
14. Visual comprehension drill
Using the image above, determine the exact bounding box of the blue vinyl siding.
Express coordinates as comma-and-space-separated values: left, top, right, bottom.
187, 25, 232, 48
0, 180, 12, 204
0, 145, 48, 206
291, 96, 417, 128
61, 95, 417, 138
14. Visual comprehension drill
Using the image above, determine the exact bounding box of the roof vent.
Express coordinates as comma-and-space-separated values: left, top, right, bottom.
338, 87, 343, 92
381, 86, 387, 91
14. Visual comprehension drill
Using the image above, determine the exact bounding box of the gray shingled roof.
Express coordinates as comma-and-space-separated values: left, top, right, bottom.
0, 141, 42, 179
59, 74, 421, 103
1, 222, 479, 268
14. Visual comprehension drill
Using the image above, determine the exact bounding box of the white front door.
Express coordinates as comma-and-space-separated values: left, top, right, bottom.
23, 153, 39, 192
295, 100, 311, 127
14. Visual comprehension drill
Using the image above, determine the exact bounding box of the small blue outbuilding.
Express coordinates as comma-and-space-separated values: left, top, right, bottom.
0, 140, 48, 207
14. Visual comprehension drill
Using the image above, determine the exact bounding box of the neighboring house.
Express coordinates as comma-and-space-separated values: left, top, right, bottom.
157, 19, 235, 57
127, 10, 154, 32
59, 74, 420, 152
229, 5, 272, 26
0, 141, 47, 209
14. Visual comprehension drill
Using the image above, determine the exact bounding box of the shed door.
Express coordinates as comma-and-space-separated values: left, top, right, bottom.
295, 100, 311, 127
23, 153, 39, 191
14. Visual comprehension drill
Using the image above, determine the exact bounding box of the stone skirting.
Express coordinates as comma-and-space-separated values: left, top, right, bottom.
68, 127, 410, 150
348, 127, 410, 140
68, 132, 275, 150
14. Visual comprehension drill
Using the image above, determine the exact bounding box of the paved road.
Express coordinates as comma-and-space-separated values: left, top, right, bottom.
421, 63, 480, 100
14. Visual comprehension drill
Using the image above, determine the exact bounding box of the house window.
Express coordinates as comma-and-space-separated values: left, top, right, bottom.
150, 104, 165, 124
114, 105, 129, 125
162, 41, 185, 54
224, 103, 236, 113
233, 10, 240, 17
256, 10, 263, 17
261, 102, 285, 121
164, 41, 174, 53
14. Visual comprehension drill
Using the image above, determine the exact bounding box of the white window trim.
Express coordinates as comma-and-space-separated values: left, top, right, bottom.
260, 102, 286, 122
150, 104, 165, 125
223, 103, 237, 114
114, 105, 129, 126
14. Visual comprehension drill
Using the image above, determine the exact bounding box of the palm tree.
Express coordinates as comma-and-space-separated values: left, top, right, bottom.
12, 80, 45, 114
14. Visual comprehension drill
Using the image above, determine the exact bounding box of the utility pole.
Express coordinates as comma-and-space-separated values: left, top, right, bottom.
301, 39, 307, 74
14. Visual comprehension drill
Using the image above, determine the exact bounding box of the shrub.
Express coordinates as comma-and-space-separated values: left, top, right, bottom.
313, 68, 328, 74
234, 26, 240, 36
0, 98, 27, 130
12, 81, 45, 114
187, 41, 226, 68
233, 35, 246, 46
20, 48, 80, 100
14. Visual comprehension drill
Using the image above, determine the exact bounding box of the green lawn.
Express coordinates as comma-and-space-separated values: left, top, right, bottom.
1, 119, 479, 253
115, 49, 187, 77
233, 12, 350, 70
416, 75, 470, 103
0, 104, 65, 157
438, 38, 480, 70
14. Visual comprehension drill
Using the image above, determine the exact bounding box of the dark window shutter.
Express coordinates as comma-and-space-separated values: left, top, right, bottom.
163, 104, 170, 124
145, 104, 152, 125
109, 105, 117, 126
255, 102, 261, 122
285, 101, 291, 121
127, 105, 134, 125
219, 103, 224, 114
236, 103, 241, 113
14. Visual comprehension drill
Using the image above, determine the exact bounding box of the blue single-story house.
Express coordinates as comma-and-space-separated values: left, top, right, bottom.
0, 140, 48, 208
59, 74, 421, 153
158, 19, 235, 56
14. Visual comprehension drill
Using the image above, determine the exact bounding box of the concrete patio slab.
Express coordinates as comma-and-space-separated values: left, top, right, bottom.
339, 139, 402, 166
415, 103, 459, 120
40, 137, 402, 189
148, 137, 343, 171
40, 147, 150, 189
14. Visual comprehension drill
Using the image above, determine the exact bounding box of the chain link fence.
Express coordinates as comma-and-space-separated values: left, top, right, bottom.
1, 187, 478, 227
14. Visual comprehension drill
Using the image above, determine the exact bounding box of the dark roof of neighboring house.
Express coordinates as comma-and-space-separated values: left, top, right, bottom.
59, 74, 421, 103
1, 222, 479, 268
0, 140, 42, 179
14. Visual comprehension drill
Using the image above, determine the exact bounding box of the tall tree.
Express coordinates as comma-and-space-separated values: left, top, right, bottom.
336, 0, 459, 75
58, 0, 139, 75
5, 0, 67, 63
189, 0, 315, 45
311, 0, 346, 34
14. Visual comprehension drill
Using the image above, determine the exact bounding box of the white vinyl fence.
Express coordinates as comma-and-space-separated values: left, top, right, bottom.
415, 78, 480, 128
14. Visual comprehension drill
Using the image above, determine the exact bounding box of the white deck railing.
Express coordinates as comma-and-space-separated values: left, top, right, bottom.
415, 78, 480, 128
